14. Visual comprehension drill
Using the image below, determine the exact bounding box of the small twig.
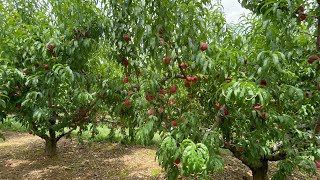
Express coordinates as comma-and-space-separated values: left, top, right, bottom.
176, 57, 187, 78
159, 74, 185, 85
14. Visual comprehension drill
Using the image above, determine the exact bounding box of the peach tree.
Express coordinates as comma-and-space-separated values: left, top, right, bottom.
0, 0, 125, 156
151, 1, 319, 179
81, 0, 320, 179
1, 0, 320, 179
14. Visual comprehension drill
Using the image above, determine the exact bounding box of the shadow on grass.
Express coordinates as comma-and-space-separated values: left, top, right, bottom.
0, 131, 164, 180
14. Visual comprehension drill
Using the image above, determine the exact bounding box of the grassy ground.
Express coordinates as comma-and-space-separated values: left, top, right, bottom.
0, 131, 164, 180
0, 131, 319, 180
0, 119, 319, 179
0, 118, 162, 145
0, 118, 28, 133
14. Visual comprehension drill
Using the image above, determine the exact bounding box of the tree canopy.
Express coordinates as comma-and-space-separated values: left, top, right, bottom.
0, 0, 319, 179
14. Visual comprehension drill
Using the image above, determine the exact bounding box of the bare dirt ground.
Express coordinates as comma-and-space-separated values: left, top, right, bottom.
0, 131, 319, 180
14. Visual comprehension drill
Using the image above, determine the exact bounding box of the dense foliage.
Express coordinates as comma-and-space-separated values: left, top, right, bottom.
0, 0, 319, 179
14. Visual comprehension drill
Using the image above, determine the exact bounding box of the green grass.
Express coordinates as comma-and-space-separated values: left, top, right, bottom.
0, 118, 161, 145
151, 169, 162, 177
0, 117, 27, 132
71, 125, 125, 143
71, 125, 162, 145
152, 132, 161, 145
219, 148, 233, 155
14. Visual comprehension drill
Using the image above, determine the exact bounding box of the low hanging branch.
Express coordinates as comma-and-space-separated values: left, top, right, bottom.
30, 120, 49, 140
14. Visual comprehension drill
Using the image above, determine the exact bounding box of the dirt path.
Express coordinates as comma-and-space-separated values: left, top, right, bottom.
0, 131, 163, 180
0, 131, 319, 180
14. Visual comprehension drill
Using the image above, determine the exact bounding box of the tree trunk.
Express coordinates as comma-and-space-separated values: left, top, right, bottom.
45, 126, 57, 157
129, 125, 135, 143
45, 136, 57, 156
251, 160, 268, 180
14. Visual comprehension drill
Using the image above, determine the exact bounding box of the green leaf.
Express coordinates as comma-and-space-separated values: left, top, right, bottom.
0, 99, 6, 109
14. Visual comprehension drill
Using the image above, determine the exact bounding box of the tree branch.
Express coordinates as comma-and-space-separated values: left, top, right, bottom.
176, 57, 187, 78
159, 74, 185, 84
56, 128, 75, 142
224, 144, 250, 167
266, 151, 286, 161
48, 105, 69, 115
87, 95, 101, 111
30, 120, 49, 140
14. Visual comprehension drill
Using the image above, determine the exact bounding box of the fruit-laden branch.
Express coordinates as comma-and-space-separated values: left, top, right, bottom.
159, 74, 185, 84
56, 92, 106, 141
176, 57, 187, 78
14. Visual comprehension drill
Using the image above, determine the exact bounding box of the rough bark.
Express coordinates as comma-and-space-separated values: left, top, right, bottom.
46, 112, 57, 157
251, 160, 268, 180
225, 145, 271, 180
45, 135, 57, 157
